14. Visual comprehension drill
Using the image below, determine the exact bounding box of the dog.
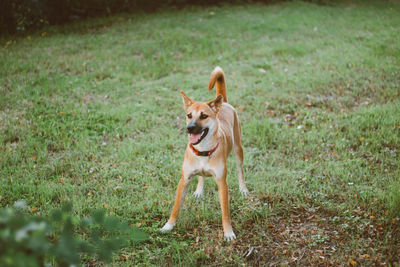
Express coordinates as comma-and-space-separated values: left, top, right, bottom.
160, 67, 248, 240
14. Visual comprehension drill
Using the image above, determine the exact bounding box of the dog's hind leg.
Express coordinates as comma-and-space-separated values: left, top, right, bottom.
233, 114, 249, 196
193, 176, 204, 198
234, 142, 249, 196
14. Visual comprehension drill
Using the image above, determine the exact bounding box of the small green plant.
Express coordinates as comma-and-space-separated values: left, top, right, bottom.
388, 181, 400, 218
309, 231, 330, 248
0, 201, 148, 267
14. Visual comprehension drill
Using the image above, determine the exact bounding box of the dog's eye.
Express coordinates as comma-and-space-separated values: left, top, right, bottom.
199, 113, 208, 120
187, 113, 192, 119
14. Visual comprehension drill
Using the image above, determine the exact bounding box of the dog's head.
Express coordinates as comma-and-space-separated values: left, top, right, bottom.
180, 91, 223, 145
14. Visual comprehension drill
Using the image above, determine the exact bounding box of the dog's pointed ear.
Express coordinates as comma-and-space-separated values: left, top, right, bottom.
207, 95, 223, 114
180, 91, 194, 110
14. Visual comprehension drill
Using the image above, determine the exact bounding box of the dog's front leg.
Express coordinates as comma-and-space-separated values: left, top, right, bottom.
214, 168, 236, 241
161, 171, 191, 232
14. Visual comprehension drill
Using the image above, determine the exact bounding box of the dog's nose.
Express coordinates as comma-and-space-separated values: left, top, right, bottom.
187, 123, 196, 133
187, 121, 202, 134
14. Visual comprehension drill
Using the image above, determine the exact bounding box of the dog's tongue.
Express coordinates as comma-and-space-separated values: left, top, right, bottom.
189, 133, 202, 144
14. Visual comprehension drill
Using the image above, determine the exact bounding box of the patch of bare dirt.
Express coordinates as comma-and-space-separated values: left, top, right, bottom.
187, 196, 399, 266
231, 202, 400, 266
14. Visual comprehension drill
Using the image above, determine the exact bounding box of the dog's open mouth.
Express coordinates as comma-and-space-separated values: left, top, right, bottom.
189, 128, 209, 145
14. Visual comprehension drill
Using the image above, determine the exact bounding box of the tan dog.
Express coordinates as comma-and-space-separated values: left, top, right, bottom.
160, 67, 248, 240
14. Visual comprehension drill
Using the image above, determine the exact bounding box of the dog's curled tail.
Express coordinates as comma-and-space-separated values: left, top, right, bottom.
208, 66, 228, 102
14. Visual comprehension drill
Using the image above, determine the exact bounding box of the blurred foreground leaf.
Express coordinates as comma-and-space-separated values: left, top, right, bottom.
0, 201, 148, 266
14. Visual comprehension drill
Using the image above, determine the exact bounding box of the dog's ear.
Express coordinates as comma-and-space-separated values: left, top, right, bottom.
207, 95, 223, 114
180, 91, 194, 110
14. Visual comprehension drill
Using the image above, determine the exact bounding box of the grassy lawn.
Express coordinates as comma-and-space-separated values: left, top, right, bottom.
1, 0, 399, 265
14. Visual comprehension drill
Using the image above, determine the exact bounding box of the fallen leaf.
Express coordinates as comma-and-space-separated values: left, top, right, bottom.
114, 185, 122, 192
385, 210, 389, 215
120, 254, 128, 260
349, 259, 357, 266
244, 247, 255, 258
307, 214, 315, 220
353, 209, 363, 215
5, 40, 13, 47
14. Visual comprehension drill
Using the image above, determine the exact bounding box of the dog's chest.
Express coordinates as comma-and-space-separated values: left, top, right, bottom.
194, 157, 214, 177
187, 157, 217, 177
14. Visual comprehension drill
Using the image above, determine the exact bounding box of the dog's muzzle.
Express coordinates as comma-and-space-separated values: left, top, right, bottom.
187, 122, 209, 145
187, 122, 203, 134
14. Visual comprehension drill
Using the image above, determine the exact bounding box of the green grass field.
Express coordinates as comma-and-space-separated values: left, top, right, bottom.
1, 0, 399, 265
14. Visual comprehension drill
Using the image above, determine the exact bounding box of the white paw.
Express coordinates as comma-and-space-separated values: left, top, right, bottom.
240, 187, 249, 196
160, 222, 175, 232
193, 190, 203, 198
224, 231, 236, 241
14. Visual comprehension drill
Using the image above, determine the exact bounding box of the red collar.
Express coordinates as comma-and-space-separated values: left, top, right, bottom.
190, 143, 219, 157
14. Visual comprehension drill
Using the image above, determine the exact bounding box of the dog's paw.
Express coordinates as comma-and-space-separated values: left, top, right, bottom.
160, 222, 175, 232
239, 187, 249, 197
193, 190, 204, 198
224, 231, 236, 241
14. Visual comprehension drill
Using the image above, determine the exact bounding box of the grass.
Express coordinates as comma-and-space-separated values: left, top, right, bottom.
1, 0, 400, 265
